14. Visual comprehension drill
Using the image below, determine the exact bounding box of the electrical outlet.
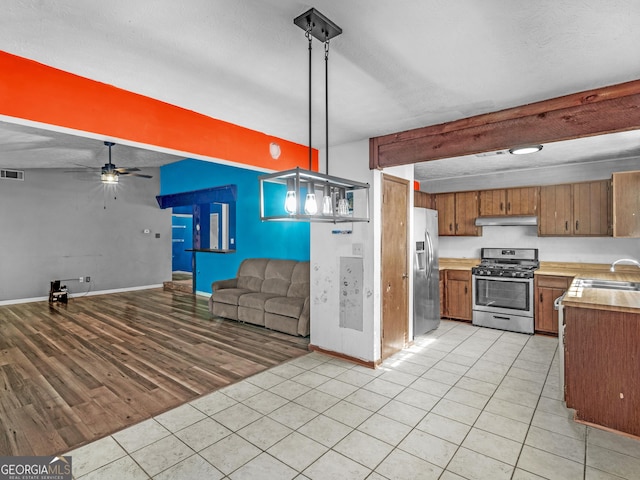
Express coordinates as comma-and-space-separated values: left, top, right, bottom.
79, 277, 83, 283
85, 276, 91, 283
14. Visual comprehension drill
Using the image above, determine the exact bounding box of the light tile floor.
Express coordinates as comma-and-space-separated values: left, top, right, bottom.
66, 320, 640, 479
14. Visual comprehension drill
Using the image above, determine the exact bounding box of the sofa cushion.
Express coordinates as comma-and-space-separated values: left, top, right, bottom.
211, 288, 251, 306
261, 260, 297, 296
238, 292, 280, 310
287, 262, 310, 298
236, 258, 269, 291
264, 296, 306, 319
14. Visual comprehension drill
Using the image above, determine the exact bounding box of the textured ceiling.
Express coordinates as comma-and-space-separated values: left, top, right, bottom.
1, 0, 639, 181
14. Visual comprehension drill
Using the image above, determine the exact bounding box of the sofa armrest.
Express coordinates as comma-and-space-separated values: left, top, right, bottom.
297, 297, 311, 337
211, 278, 238, 292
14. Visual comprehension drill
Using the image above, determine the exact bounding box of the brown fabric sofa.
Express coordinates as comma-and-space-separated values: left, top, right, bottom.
208, 258, 310, 336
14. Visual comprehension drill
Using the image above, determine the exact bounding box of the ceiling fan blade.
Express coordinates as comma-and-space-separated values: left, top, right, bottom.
115, 167, 141, 173
130, 173, 153, 179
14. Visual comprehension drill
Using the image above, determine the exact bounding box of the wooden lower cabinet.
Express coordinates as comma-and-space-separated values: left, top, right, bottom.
442, 269, 472, 321
439, 270, 446, 319
534, 275, 572, 335
564, 306, 640, 437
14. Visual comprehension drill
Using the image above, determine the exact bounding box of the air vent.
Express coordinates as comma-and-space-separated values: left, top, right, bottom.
0, 169, 24, 181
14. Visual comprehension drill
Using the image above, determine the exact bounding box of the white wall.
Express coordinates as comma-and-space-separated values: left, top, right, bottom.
310, 139, 414, 363
440, 225, 640, 264
0, 168, 172, 302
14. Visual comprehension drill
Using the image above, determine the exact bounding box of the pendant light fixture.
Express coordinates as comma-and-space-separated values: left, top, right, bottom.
259, 8, 370, 223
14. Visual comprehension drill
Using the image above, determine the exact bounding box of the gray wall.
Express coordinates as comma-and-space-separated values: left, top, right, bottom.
0, 168, 172, 302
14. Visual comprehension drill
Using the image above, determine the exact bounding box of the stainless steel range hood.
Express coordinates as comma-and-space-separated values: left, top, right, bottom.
475, 215, 538, 227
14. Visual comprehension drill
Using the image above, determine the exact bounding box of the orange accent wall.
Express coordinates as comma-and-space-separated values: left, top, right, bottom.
0, 51, 318, 171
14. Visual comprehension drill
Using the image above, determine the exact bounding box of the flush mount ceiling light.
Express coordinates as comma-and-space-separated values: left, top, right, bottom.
259, 8, 370, 223
509, 145, 544, 155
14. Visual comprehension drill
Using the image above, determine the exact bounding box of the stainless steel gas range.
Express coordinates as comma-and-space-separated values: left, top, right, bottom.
471, 248, 539, 334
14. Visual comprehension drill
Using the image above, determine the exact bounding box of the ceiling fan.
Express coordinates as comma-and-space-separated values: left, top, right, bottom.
100, 141, 153, 184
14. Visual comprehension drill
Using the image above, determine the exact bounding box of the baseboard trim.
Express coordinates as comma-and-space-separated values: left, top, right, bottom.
308, 344, 380, 369
0, 284, 164, 306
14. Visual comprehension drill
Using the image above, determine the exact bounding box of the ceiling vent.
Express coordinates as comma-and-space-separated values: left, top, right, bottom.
0, 169, 24, 181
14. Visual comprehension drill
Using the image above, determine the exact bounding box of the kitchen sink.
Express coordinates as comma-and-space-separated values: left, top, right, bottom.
575, 279, 640, 292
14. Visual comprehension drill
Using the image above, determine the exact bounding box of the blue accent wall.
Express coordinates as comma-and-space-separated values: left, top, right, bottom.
161, 159, 310, 293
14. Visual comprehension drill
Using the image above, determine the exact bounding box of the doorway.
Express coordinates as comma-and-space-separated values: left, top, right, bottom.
381, 174, 410, 360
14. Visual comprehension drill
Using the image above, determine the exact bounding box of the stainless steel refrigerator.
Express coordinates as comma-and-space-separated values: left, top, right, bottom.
413, 208, 440, 336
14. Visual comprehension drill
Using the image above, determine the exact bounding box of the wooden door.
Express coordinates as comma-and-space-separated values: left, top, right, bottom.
479, 189, 506, 216
539, 184, 572, 236
573, 180, 610, 236
381, 174, 409, 360
454, 191, 480, 236
435, 193, 456, 236
506, 186, 539, 215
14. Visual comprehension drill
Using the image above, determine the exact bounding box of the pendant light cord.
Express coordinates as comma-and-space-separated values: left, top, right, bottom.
306, 26, 313, 171
325, 37, 329, 175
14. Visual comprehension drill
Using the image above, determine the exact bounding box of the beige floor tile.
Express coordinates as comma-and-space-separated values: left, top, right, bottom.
242, 389, 290, 415
290, 370, 331, 388
334, 369, 374, 387
268, 402, 318, 429
297, 414, 352, 447
444, 385, 490, 409
398, 429, 457, 468
433, 360, 471, 375
410, 377, 452, 397
454, 376, 498, 396
268, 431, 328, 471
130, 436, 194, 477
362, 377, 407, 398
415, 412, 471, 445
219, 381, 263, 402
484, 397, 535, 424
334, 430, 394, 469
585, 466, 632, 479
447, 447, 513, 480
377, 369, 419, 386
237, 416, 292, 450
112, 419, 170, 453
375, 449, 442, 480
430, 398, 481, 426
493, 384, 540, 409
439, 471, 468, 480
189, 390, 237, 416
421, 367, 462, 386
269, 379, 312, 400
517, 445, 584, 480
309, 362, 349, 378
199, 434, 261, 475
378, 399, 429, 427
511, 468, 548, 479
154, 404, 207, 432
269, 363, 307, 379
462, 427, 522, 465
79, 455, 148, 480
174, 417, 232, 452
444, 352, 477, 367
66, 436, 127, 477
531, 410, 586, 441
245, 370, 287, 389
324, 400, 373, 428
587, 426, 640, 459
500, 376, 544, 396
344, 388, 390, 411
153, 454, 224, 480
394, 387, 440, 411
587, 443, 640, 479
229, 452, 297, 480
316, 378, 359, 398
303, 450, 371, 480
474, 410, 529, 443
525, 425, 585, 463
293, 389, 341, 413
211, 403, 262, 431
356, 413, 412, 446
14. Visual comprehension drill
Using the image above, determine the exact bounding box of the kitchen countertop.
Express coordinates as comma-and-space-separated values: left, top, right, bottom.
561, 271, 640, 314
439, 258, 479, 270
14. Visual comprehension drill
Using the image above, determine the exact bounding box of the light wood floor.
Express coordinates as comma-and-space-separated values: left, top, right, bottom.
0, 289, 310, 456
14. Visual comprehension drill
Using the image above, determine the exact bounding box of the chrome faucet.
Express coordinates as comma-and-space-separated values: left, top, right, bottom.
610, 258, 640, 272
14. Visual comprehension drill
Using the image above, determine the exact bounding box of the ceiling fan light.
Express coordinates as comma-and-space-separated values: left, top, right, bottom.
509, 145, 543, 155
101, 172, 119, 184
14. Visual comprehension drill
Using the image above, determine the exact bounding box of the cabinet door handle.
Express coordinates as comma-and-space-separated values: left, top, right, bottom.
565, 220, 569, 231
455, 223, 459, 232
464, 285, 468, 294
540, 293, 543, 303
575, 220, 579, 231
507, 202, 511, 212
500, 202, 504, 212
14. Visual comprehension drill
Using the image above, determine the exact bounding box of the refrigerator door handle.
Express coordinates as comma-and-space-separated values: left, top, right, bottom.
425, 231, 434, 280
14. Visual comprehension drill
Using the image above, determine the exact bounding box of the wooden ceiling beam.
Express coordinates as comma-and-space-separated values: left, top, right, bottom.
369, 79, 640, 169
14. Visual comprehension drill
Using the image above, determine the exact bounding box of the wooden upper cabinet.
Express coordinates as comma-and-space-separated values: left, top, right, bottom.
540, 181, 610, 236
435, 191, 480, 236
613, 171, 640, 237
455, 191, 480, 236
539, 184, 572, 235
435, 193, 456, 235
573, 180, 611, 236
479, 189, 507, 216
506, 187, 539, 215
414, 190, 435, 209
480, 187, 539, 216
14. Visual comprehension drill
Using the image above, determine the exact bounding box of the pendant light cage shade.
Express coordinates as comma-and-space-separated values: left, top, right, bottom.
259, 167, 370, 222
